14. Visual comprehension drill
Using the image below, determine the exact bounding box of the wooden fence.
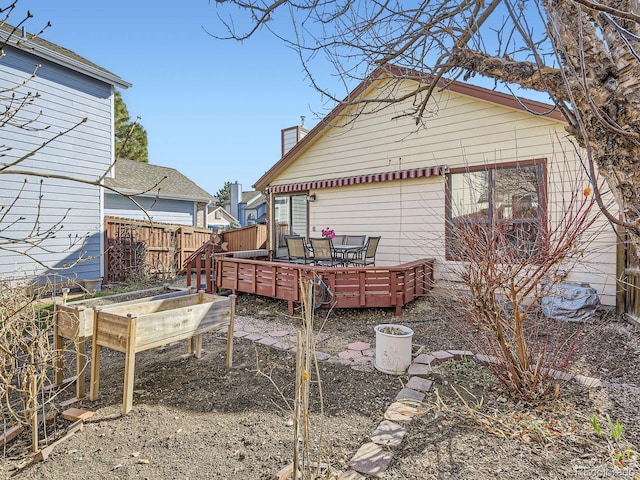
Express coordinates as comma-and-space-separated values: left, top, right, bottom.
221, 224, 267, 251
104, 216, 214, 283
618, 227, 640, 323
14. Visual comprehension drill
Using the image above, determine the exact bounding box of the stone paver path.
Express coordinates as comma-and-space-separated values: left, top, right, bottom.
227, 316, 616, 479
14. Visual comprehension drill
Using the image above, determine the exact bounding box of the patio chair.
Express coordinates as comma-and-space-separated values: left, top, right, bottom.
286, 236, 311, 264
332, 234, 346, 245
309, 237, 343, 266
344, 235, 366, 247
340, 235, 367, 264
350, 236, 380, 267
276, 234, 301, 260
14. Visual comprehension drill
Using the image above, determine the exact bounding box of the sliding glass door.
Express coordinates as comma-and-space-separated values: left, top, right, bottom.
273, 194, 307, 257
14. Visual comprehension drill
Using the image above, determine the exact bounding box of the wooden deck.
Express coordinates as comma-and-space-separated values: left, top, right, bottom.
185, 247, 434, 315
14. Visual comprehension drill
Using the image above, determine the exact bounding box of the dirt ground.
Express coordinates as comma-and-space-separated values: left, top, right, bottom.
2, 281, 640, 479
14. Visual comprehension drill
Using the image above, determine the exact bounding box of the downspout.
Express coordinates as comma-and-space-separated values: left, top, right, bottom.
101, 87, 115, 281
268, 189, 274, 258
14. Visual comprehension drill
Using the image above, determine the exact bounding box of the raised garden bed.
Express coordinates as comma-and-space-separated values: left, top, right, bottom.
88, 291, 236, 415
53, 288, 194, 399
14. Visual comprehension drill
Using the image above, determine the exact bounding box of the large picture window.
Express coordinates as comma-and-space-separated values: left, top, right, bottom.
446, 160, 546, 260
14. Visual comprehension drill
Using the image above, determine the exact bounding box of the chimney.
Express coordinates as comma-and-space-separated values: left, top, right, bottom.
229, 182, 242, 222
280, 119, 309, 157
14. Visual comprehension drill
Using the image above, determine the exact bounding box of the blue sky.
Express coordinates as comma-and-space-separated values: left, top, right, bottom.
12, 1, 331, 197
12, 2, 553, 198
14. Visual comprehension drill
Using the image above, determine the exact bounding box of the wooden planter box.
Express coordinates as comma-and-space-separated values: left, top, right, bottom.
53, 289, 194, 399
89, 292, 235, 415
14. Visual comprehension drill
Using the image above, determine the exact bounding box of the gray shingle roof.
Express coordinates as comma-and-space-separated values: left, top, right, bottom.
0, 23, 130, 88
104, 158, 215, 203
241, 191, 265, 205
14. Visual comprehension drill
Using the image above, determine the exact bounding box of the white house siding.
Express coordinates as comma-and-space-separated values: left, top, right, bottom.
269, 81, 618, 306
208, 217, 232, 230
0, 46, 113, 282
104, 194, 195, 226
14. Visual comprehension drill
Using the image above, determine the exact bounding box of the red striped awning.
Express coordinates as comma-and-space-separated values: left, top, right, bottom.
266, 165, 447, 194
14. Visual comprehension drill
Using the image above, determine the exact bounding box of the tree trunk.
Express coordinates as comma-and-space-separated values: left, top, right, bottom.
544, 0, 640, 240
451, 0, 640, 246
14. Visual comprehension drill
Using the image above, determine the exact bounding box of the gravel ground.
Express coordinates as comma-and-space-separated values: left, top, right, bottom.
2, 279, 639, 479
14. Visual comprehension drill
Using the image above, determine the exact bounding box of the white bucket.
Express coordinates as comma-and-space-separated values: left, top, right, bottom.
374, 324, 414, 374
82, 278, 103, 292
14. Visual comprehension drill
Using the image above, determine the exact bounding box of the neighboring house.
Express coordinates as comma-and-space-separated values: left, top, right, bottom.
104, 158, 215, 227
225, 182, 267, 227
207, 205, 239, 231
0, 25, 130, 284
254, 66, 618, 307
240, 190, 267, 226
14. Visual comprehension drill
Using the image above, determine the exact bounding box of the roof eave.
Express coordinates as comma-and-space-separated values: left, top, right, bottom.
105, 189, 213, 203
1, 32, 131, 89
209, 207, 239, 223
245, 195, 265, 208
253, 65, 565, 191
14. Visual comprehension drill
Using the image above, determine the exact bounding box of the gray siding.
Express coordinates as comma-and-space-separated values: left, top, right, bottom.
0, 45, 113, 282
104, 193, 195, 226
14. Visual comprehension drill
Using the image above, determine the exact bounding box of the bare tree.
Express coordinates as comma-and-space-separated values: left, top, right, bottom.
0, 3, 160, 453
1, 3, 163, 276
209, 0, 640, 246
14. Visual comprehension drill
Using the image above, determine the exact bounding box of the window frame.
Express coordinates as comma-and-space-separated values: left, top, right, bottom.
445, 159, 548, 261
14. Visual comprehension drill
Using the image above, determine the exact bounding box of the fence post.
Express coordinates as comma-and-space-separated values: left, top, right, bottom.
616, 225, 626, 315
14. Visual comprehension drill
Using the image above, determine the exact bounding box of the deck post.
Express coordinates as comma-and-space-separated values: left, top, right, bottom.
195, 266, 202, 294
271, 267, 277, 297
395, 292, 403, 316
226, 295, 236, 368
186, 263, 192, 289
205, 247, 212, 294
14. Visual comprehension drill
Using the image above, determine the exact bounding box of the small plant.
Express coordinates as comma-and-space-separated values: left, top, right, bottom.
532, 420, 550, 444
0, 276, 67, 452
590, 414, 603, 436
447, 157, 609, 402
608, 415, 623, 442
591, 414, 624, 440
590, 415, 637, 465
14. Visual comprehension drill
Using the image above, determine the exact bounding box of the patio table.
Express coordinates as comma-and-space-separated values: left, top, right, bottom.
333, 245, 363, 265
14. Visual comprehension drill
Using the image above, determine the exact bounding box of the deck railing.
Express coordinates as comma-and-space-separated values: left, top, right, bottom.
185, 252, 434, 315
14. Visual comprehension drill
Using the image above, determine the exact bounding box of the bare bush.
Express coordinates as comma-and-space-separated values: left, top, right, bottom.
0, 4, 152, 454
446, 158, 611, 400
0, 277, 69, 452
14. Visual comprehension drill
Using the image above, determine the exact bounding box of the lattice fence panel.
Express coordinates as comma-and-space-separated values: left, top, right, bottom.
106, 224, 148, 283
